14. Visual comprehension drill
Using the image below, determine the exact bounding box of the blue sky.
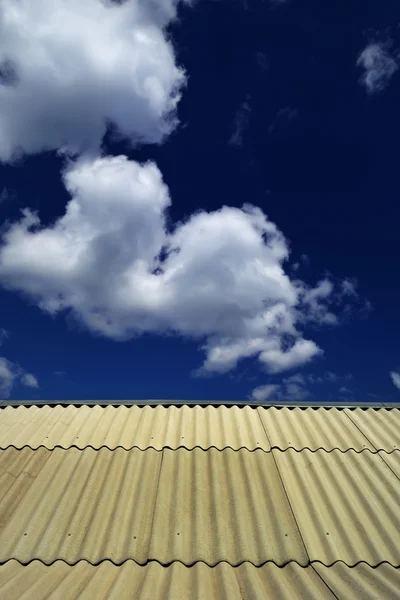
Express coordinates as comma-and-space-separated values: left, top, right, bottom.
0, 0, 399, 402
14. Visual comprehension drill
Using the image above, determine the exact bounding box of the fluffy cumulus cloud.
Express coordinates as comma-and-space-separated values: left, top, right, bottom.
390, 371, 400, 390
357, 42, 398, 94
0, 155, 360, 376
0, 0, 365, 383
0, 0, 188, 161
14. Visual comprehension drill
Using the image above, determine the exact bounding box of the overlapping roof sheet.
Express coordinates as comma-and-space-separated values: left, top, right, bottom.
1, 404, 398, 451
0, 403, 399, 599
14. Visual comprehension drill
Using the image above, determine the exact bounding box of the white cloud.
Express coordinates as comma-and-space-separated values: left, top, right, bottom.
0, 328, 40, 397
268, 106, 298, 134
251, 374, 311, 403
282, 382, 310, 401
229, 95, 251, 147
0, 188, 10, 205
390, 371, 400, 390
259, 339, 321, 373
0, 0, 188, 161
284, 373, 305, 385
0, 155, 360, 376
20, 372, 39, 389
251, 371, 357, 403
357, 42, 398, 94
0, 355, 39, 398
0, 357, 17, 398
339, 386, 352, 394
341, 278, 358, 297
251, 384, 280, 402
308, 371, 351, 385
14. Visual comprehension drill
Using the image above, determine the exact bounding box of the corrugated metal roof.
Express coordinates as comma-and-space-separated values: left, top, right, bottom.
275, 448, 400, 566
3, 398, 400, 407
1, 404, 399, 452
313, 563, 400, 600
0, 405, 270, 451
0, 561, 336, 600
257, 406, 376, 451
344, 407, 400, 451
1, 561, 400, 600
0, 404, 399, 598
0, 446, 307, 566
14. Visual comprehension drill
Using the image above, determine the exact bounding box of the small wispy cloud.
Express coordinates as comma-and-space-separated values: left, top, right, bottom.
251, 374, 311, 402
339, 386, 352, 394
341, 278, 358, 297
0, 358, 39, 397
229, 95, 251, 147
357, 42, 399, 94
0, 328, 39, 397
292, 254, 309, 272
308, 371, 352, 384
251, 370, 354, 403
268, 107, 298, 134
54, 370, 65, 376
251, 384, 280, 402
269, 0, 290, 7
0, 189, 10, 206
390, 371, 400, 390
20, 373, 39, 389
256, 52, 269, 72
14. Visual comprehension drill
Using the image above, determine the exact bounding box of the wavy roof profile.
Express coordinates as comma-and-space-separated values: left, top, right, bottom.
0, 402, 399, 599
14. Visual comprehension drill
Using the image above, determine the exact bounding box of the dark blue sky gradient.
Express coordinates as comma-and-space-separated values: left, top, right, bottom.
0, 0, 399, 401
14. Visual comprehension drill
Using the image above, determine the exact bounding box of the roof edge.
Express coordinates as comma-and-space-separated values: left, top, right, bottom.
1, 399, 399, 409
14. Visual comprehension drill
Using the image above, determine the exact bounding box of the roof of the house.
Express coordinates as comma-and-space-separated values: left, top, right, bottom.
0, 402, 399, 599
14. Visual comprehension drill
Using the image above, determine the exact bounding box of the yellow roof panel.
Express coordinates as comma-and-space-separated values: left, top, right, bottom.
0, 561, 335, 600
314, 563, 400, 600
148, 447, 307, 565
1, 404, 400, 598
0, 447, 162, 565
2, 560, 400, 600
344, 408, 400, 451
257, 406, 375, 451
274, 448, 400, 566
379, 449, 400, 478
0, 405, 270, 451
0, 446, 307, 566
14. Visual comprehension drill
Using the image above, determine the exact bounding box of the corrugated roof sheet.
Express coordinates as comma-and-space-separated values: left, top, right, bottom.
274, 448, 400, 566
0, 405, 270, 451
0, 446, 306, 566
0, 561, 335, 600
344, 407, 400, 451
0, 404, 399, 598
257, 406, 376, 451
2, 404, 399, 452
1, 561, 400, 600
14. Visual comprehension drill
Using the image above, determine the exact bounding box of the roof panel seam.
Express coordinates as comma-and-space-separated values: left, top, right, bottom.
311, 564, 340, 600
342, 410, 379, 452
255, 410, 311, 565
377, 453, 400, 484
1, 558, 399, 568
147, 448, 165, 553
